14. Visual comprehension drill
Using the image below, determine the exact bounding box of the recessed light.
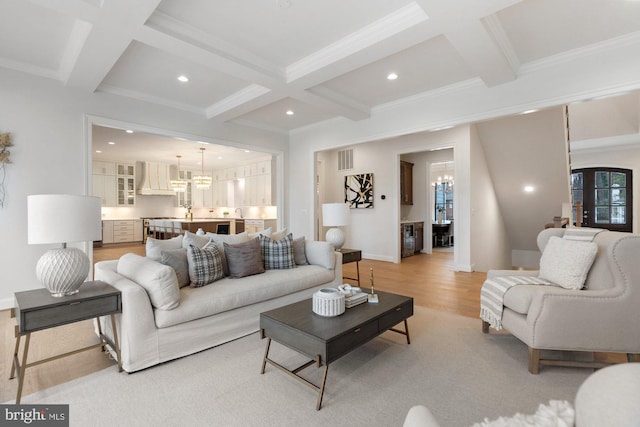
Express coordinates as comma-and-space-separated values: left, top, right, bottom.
524, 185, 535, 193
108, 141, 115, 145
286, 110, 294, 116
125, 130, 134, 133
520, 109, 538, 115
177, 75, 190, 83
95, 150, 102, 153
217, 156, 223, 160
244, 150, 251, 153
387, 72, 398, 80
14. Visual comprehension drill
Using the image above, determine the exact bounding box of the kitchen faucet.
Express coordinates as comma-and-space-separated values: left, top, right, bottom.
234, 208, 243, 218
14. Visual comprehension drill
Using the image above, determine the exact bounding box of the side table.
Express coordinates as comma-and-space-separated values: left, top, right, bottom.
338, 248, 361, 285
9, 281, 122, 404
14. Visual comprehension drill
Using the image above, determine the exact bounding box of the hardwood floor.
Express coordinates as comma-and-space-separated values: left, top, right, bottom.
0, 244, 484, 402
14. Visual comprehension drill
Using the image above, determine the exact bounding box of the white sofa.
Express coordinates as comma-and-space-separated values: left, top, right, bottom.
94, 239, 343, 372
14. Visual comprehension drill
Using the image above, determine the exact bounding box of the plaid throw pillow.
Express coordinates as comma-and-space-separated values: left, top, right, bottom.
187, 244, 225, 287
259, 233, 295, 270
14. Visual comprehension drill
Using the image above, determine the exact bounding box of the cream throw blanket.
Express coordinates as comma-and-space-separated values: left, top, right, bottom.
480, 275, 552, 331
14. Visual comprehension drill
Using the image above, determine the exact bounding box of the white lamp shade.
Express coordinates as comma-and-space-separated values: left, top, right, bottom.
28, 194, 102, 244
322, 203, 350, 227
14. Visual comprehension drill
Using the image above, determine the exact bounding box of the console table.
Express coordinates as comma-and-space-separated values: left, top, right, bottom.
10, 281, 122, 404
339, 248, 361, 285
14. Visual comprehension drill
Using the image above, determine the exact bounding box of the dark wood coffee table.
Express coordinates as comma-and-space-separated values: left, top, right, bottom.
259, 290, 413, 410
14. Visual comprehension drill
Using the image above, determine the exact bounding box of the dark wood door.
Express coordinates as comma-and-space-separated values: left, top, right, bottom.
571, 168, 633, 232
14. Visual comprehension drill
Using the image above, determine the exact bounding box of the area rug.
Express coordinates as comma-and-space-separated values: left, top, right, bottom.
11, 307, 592, 427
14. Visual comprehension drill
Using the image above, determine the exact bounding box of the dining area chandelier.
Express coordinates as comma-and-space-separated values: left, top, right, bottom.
192, 147, 212, 190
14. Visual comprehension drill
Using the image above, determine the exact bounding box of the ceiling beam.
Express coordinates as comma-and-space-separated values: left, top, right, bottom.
64, 0, 162, 92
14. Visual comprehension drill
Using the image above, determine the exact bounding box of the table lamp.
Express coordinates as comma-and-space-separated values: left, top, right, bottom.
28, 194, 102, 297
322, 202, 350, 250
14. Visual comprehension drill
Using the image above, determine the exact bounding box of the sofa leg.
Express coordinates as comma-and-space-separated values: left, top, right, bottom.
627, 353, 640, 363
482, 320, 490, 333
528, 348, 540, 374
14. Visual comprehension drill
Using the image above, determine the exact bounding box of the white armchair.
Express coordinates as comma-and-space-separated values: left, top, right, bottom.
483, 228, 640, 374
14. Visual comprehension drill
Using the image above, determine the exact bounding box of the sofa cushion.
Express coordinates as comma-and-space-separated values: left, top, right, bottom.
146, 235, 183, 261
539, 236, 598, 290
187, 244, 225, 287
224, 238, 265, 278
293, 236, 308, 265
117, 253, 180, 310
304, 240, 335, 270
154, 264, 337, 328
260, 233, 295, 270
270, 228, 288, 241
160, 248, 190, 288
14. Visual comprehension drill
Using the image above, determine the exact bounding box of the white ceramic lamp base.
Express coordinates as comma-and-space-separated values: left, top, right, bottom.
36, 248, 90, 297
325, 227, 345, 250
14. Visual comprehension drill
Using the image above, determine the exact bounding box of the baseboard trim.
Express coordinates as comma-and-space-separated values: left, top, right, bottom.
0, 296, 14, 311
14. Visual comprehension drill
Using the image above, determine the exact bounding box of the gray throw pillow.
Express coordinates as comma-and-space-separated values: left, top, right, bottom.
224, 238, 265, 278
146, 235, 184, 261
259, 233, 295, 270
182, 231, 211, 249
292, 236, 308, 265
186, 244, 225, 287
160, 248, 190, 288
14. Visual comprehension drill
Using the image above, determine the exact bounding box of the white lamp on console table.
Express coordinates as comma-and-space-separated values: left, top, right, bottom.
27, 194, 102, 297
322, 202, 350, 250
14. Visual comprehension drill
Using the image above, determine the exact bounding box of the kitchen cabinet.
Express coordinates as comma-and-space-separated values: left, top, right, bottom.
117, 163, 136, 206
102, 220, 114, 244
244, 219, 277, 234
176, 170, 192, 208
93, 161, 117, 207
400, 161, 413, 205
243, 169, 274, 206
102, 220, 143, 244
212, 180, 229, 207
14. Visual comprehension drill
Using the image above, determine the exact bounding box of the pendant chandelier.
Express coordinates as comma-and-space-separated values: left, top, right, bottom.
431, 162, 454, 193
192, 147, 212, 190
170, 155, 187, 192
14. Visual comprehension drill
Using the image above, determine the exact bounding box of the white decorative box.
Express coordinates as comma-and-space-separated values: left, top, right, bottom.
312, 288, 345, 317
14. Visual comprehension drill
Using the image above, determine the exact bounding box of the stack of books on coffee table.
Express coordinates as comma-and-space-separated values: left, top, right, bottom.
345, 292, 368, 308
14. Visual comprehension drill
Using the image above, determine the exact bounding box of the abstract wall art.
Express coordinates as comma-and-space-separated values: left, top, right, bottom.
344, 173, 374, 209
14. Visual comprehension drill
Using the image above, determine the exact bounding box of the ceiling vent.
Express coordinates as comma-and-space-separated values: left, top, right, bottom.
338, 149, 353, 171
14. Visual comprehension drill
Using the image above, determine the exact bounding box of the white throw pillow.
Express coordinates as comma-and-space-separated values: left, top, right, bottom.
538, 236, 598, 290
182, 231, 211, 249
304, 240, 335, 270
117, 253, 180, 310
146, 235, 183, 261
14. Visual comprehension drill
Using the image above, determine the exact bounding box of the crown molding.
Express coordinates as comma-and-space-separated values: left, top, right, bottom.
205, 84, 272, 119
482, 13, 520, 72
0, 56, 60, 81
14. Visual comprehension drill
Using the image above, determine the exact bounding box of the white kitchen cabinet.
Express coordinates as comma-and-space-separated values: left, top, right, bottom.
244, 174, 273, 206
93, 161, 117, 207
116, 163, 136, 206
103, 219, 143, 244
176, 170, 192, 207
244, 219, 277, 234
93, 174, 117, 207
102, 220, 114, 244
212, 180, 229, 207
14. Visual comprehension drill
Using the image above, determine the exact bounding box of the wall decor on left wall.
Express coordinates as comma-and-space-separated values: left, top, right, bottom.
0, 131, 13, 208
345, 173, 374, 209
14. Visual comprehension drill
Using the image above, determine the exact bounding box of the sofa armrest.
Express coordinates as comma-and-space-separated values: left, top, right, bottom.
487, 269, 539, 279
94, 260, 161, 371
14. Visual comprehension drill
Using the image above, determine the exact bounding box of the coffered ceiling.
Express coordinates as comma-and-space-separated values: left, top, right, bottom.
2, 0, 640, 134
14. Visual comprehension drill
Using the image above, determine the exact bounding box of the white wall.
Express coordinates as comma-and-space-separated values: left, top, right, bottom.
469, 125, 511, 271
304, 126, 475, 270
0, 68, 287, 308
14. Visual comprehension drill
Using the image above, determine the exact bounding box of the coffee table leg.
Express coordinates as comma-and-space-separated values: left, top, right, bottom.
404, 319, 411, 344
260, 338, 271, 374
316, 364, 329, 411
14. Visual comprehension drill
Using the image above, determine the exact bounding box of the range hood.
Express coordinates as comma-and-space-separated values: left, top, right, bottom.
136, 161, 177, 196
